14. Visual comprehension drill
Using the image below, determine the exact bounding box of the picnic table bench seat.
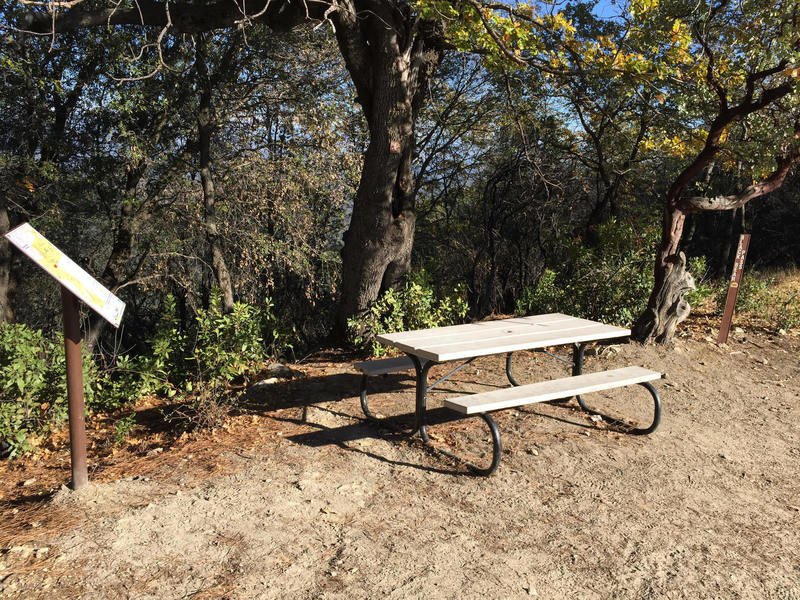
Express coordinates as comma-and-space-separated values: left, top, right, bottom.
353, 356, 415, 377
444, 366, 661, 416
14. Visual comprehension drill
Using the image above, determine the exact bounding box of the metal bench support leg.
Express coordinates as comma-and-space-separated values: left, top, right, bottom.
572, 342, 586, 376
360, 371, 416, 435
359, 374, 379, 421
572, 342, 587, 405
506, 352, 521, 386
576, 381, 662, 435
468, 413, 502, 476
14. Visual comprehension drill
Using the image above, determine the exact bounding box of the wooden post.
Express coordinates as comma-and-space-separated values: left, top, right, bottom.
62, 286, 88, 490
717, 234, 751, 344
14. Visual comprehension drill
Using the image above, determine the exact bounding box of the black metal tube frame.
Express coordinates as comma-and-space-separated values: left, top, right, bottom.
359, 357, 476, 425
362, 340, 659, 476
575, 381, 662, 434
505, 343, 585, 388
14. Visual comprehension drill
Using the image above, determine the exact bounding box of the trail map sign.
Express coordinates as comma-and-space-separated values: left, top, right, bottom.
5, 222, 125, 327
4, 222, 126, 489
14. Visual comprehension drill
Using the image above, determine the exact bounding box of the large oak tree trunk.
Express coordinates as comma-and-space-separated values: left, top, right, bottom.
337, 119, 417, 335
333, 6, 442, 337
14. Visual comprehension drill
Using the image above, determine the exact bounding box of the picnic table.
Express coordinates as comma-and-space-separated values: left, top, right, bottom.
355, 313, 662, 475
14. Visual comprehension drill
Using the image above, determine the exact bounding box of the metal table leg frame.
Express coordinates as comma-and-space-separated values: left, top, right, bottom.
361, 357, 475, 423
571, 342, 588, 406
408, 355, 435, 443
507, 347, 579, 388
506, 352, 521, 387
419, 412, 502, 476
407, 354, 502, 475
572, 342, 586, 376
576, 381, 662, 435
359, 374, 380, 421
360, 372, 417, 435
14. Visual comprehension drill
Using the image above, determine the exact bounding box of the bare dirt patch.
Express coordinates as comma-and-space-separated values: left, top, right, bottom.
1, 316, 799, 599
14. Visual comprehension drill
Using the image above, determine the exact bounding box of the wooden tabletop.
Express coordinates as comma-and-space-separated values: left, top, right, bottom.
376, 313, 630, 362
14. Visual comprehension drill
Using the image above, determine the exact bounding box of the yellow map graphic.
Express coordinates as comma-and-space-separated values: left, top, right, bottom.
30, 236, 105, 308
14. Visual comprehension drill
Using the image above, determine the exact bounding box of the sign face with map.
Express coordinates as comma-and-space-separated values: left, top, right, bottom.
4, 223, 125, 327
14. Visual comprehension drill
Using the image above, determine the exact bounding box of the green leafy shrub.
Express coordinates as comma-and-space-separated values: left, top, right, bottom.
714, 273, 772, 315
0, 322, 100, 458
515, 219, 659, 325
349, 271, 469, 355
685, 255, 717, 306
135, 294, 188, 398
708, 270, 800, 332
127, 290, 294, 396
194, 290, 268, 382
1, 291, 300, 455
260, 296, 296, 361
765, 291, 800, 330
515, 220, 714, 326
113, 413, 137, 445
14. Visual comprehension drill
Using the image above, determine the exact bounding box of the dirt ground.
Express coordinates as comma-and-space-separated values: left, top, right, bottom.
1, 316, 799, 599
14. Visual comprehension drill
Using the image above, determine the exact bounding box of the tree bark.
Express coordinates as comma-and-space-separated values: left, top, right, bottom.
333, 3, 443, 337
0, 202, 16, 323
632, 206, 695, 344
196, 37, 236, 313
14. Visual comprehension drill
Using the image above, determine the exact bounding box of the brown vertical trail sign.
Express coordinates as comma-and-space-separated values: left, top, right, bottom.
717, 234, 751, 344
4, 223, 125, 489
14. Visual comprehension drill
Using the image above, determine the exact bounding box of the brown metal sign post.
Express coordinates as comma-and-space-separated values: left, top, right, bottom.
4, 223, 125, 490
62, 287, 88, 489
717, 234, 751, 344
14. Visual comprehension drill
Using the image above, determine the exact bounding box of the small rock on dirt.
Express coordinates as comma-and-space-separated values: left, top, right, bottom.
8, 546, 34, 560
267, 363, 302, 379
251, 378, 279, 390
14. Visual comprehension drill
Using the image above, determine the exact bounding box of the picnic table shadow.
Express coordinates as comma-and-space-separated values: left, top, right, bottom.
130, 370, 630, 476
250, 372, 481, 475
250, 371, 620, 476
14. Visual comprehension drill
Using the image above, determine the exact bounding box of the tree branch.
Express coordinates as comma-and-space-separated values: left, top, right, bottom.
23, 0, 332, 34
679, 122, 800, 212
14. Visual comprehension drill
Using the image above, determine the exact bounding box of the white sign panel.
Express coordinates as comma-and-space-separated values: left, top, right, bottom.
4, 222, 125, 327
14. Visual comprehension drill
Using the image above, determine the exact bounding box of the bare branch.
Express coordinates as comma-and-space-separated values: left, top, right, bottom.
680, 122, 800, 212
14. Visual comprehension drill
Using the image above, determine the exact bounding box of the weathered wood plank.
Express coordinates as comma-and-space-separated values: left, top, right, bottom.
376, 313, 574, 344
381, 315, 606, 349
377, 314, 629, 362
412, 324, 629, 362
444, 367, 661, 414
